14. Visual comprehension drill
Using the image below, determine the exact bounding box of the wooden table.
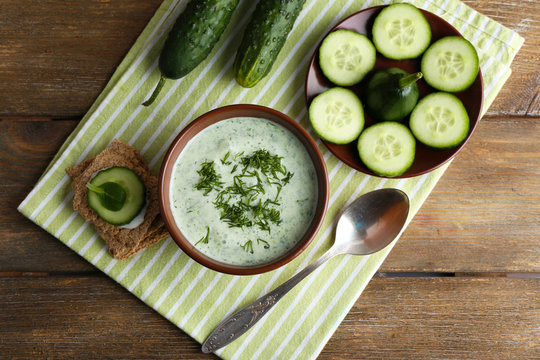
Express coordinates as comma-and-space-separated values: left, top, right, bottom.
1, 1, 538, 358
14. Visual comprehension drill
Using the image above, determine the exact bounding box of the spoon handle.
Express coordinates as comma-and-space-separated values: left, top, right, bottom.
201, 249, 339, 353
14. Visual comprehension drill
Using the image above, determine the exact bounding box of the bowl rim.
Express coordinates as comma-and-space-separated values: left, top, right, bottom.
159, 104, 329, 275
304, 4, 484, 178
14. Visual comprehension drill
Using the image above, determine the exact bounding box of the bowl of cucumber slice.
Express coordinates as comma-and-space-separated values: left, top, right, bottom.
306, 3, 483, 178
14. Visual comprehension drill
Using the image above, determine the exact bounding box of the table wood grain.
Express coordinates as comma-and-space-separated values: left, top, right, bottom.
0, 0, 538, 358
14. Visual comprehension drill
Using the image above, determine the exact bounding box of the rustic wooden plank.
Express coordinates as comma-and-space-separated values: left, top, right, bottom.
0, 274, 215, 359
0, 275, 537, 359
461, 0, 540, 116
324, 276, 540, 359
0, 117, 538, 273
0, 119, 94, 272
0, 0, 538, 118
385, 115, 540, 272
0, 0, 162, 117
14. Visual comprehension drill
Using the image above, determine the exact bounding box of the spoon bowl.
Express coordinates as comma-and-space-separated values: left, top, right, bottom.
202, 188, 409, 353
335, 188, 409, 255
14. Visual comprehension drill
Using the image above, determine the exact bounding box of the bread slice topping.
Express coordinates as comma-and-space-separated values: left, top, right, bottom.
67, 139, 168, 260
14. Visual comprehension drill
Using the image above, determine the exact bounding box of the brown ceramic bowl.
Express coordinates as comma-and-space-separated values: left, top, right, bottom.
306, 5, 484, 178
159, 104, 329, 275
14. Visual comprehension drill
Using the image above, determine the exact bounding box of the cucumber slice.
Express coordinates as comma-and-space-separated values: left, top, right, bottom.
309, 87, 365, 144
319, 29, 376, 86
409, 92, 470, 149
421, 36, 479, 92
357, 122, 415, 177
87, 167, 146, 226
372, 3, 431, 60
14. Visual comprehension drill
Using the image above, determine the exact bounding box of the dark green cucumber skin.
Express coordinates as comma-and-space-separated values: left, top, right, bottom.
159, 0, 239, 79
364, 68, 420, 122
234, 0, 306, 88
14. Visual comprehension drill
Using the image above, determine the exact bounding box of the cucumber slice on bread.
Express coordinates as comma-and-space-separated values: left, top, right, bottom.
87, 167, 146, 226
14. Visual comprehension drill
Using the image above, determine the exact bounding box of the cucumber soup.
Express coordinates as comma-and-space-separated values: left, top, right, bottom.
170, 117, 318, 266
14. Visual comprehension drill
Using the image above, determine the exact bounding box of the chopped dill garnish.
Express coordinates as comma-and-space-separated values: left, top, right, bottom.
221, 151, 232, 165
271, 186, 282, 204
250, 199, 281, 232
194, 161, 223, 195
257, 238, 270, 249
194, 227, 210, 246
256, 219, 270, 232
240, 240, 254, 254
229, 176, 249, 197
265, 207, 281, 225
240, 149, 287, 181
251, 199, 265, 219
217, 202, 252, 228
193, 148, 294, 244
281, 171, 294, 185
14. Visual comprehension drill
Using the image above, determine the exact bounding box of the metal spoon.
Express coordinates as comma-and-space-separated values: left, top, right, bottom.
202, 188, 409, 354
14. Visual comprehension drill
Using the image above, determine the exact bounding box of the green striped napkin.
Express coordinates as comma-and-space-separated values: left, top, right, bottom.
19, 0, 523, 358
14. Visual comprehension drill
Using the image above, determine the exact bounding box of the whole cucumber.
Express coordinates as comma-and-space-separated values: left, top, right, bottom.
234, 0, 306, 88
143, 0, 240, 106
364, 68, 422, 122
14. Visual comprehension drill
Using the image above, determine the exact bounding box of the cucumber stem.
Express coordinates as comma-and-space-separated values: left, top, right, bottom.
142, 75, 167, 107
399, 72, 423, 88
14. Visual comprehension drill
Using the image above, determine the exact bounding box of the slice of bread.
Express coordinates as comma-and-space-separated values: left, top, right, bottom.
67, 139, 169, 260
